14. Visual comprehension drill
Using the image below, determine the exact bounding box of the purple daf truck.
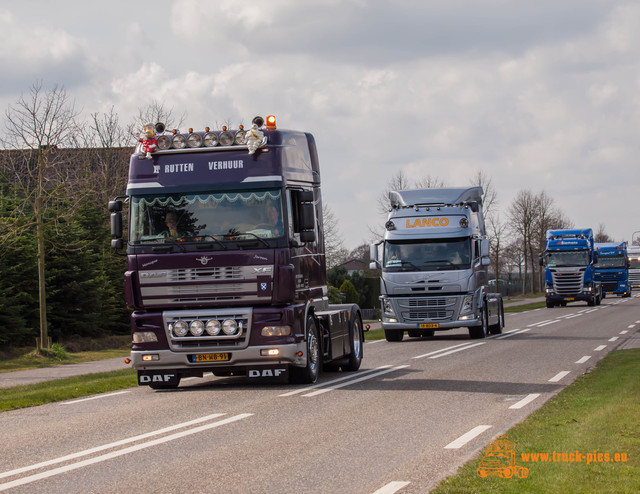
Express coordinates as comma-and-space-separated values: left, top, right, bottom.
109, 116, 364, 389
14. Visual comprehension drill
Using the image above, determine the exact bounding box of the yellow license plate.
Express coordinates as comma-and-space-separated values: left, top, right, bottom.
191, 353, 230, 363
419, 323, 439, 329
564, 297, 575, 301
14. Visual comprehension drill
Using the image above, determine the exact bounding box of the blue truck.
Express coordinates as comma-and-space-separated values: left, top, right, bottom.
540, 228, 602, 308
594, 242, 631, 298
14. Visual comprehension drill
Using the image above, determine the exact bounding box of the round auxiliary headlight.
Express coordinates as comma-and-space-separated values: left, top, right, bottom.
234, 130, 246, 145
218, 131, 233, 146
222, 319, 238, 335
189, 320, 205, 336
173, 320, 189, 337
204, 132, 218, 147
172, 134, 187, 149
205, 319, 221, 336
187, 133, 203, 148
157, 135, 171, 150
459, 218, 469, 228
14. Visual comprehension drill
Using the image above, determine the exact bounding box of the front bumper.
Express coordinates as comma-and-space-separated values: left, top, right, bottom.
131, 342, 307, 372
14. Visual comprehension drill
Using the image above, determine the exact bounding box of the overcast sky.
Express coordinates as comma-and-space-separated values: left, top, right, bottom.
2, 1, 640, 249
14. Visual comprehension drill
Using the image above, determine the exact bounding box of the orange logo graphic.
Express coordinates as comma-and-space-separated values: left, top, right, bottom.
477, 436, 529, 479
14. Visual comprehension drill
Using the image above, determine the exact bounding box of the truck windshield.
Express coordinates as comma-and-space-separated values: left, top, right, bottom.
383, 238, 471, 271
594, 257, 627, 268
130, 189, 284, 244
545, 250, 589, 267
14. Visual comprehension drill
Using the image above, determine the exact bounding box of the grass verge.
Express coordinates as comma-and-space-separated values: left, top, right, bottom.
432, 348, 640, 493
504, 301, 546, 313
0, 369, 137, 412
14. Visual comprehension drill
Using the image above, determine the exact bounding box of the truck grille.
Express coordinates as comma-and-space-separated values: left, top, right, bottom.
396, 297, 457, 322
139, 265, 272, 308
551, 271, 584, 295
602, 281, 619, 292
630, 271, 640, 287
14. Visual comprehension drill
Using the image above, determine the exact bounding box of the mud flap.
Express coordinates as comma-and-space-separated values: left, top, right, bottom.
138, 371, 180, 387
246, 365, 289, 380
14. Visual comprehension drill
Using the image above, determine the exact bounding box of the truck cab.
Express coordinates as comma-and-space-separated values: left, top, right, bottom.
541, 229, 602, 307
110, 116, 364, 388
370, 187, 503, 341
594, 242, 631, 298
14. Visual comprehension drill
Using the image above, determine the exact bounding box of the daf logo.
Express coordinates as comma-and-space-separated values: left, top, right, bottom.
196, 256, 213, 265
253, 267, 272, 273
140, 271, 167, 278
248, 368, 286, 378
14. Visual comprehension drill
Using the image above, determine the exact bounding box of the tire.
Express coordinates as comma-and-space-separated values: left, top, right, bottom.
469, 306, 488, 339
342, 314, 363, 372
546, 301, 554, 308
488, 301, 504, 335
289, 316, 321, 384
384, 329, 404, 342
501, 468, 513, 479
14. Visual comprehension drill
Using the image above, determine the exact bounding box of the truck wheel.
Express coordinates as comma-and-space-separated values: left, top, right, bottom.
501, 468, 513, 479
488, 302, 504, 335
342, 313, 363, 372
546, 301, 554, 308
469, 307, 488, 339
289, 316, 320, 384
384, 329, 404, 342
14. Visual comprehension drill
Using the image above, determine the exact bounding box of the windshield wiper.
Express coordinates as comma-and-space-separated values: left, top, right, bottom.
223, 229, 269, 247
191, 235, 228, 250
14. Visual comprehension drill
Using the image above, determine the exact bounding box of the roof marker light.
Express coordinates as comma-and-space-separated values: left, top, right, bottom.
266, 115, 277, 130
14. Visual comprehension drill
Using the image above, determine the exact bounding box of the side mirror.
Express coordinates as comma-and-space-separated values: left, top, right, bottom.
300, 230, 316, 243
480, 238, 490, 258
481, 257, 490, 266
110, 212, 122, 239
108, 200, 123, 213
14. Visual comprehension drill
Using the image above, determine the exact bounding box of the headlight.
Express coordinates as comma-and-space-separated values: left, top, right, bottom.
234, 130, 246, 145
460, 295, 473, 314
205, 319, 221, 336
189, 320, 205, 336
157, 135, 171, 150
204, 132, 218, 147
172, 320, 188, 337
133, 331, 158, 343
187, 133, 203, 148
382, 298, 394, 315
172, 134, 187, 149
222, 319, 238, 335
219, 131, 233, 146
261, 326, 291, 336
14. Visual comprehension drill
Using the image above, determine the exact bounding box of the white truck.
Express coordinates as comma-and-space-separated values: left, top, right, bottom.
627, 244, 640, 289
370, 187, 504, 341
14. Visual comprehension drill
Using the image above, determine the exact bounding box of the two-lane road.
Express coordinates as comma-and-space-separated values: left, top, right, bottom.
1, 296, 638, 493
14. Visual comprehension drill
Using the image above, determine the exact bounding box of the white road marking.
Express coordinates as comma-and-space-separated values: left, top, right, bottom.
429, 342, 486, 359
594, 345, 607, 351
0, 412, 227, 480
538, 320, 561, 327
496, 328, 531, 339
444, 425, 492, 449
372, 481, 411, 494
413, 342, 478, 359
549, 371, 570, 382
278, 366, 392, 397
509, 393, 541, 409
60, 391, 130, 405
303, 366, 410, 397
620, 330, 628, 334
609, 336, 619, 342
0, 414, 252, 491
528, 320, 552, 327
575, 356, 591, 364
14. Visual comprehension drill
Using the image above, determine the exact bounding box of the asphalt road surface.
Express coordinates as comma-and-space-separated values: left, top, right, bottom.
1, 295, 639, 493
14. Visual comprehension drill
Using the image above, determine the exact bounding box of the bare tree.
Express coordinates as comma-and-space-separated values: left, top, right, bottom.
595, 224, 613, 243
507, 190, 537, 293
323, 203, 348, 269
1, 82, 82, 349
87, 107, 132, 206
126, 100, 187, 143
